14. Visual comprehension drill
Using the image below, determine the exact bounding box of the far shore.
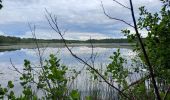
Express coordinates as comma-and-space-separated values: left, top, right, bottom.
0, 43, 135, 52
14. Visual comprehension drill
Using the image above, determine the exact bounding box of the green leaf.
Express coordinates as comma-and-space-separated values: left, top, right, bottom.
85, 96, 92, 100
70, 90, 80, 100
8, 81, 14, 88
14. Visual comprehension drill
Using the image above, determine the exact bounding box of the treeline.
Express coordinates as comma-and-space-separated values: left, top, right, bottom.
0, 35, 130, 44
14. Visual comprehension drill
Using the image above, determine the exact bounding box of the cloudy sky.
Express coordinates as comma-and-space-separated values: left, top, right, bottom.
0, 0, 162, 40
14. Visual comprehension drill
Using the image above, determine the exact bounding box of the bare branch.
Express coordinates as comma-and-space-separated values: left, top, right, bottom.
28, 23, 54, 95
45, 10, 131, 99
62, 29, 68, 37
68, 64, 86, 90
10, 58, 22, 75
112, 0, 131, 10
121, 75, 151, 92
101, 1, 134, 28
28, 24, 43, 66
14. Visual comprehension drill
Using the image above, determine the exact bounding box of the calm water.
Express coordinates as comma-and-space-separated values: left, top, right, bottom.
0, 45, 139, 99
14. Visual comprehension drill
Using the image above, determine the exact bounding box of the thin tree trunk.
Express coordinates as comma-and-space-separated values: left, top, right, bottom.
129, 0, 161, 100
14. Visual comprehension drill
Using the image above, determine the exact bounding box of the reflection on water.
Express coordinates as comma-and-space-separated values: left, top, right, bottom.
0, 46, 138, 99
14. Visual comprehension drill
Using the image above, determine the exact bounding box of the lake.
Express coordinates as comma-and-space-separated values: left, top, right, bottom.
0, 43, 141, 99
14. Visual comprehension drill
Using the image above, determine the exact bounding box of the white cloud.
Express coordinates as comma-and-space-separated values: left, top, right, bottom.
124, 27, 148, 38
0, 0, 162, 39
20, 29, 57, 39
64, 32, 110, 40
0, 0, 161, 24
0, 31, 8, 36
0, 31, 5, 35
19, 29, 110, 40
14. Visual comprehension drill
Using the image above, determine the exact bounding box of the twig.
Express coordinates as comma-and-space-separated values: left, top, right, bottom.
45, 10, 131, 99
101, 1, 134, 28
10, 58, 22, 75
112, 0, 131, 10
28, 23, 54, 95
68, 64, 86, 90
121, 75, 151, 92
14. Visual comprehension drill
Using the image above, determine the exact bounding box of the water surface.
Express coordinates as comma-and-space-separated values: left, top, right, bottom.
0, 44, 138, 99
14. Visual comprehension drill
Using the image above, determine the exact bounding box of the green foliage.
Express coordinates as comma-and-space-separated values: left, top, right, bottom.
105, 49, 128, 88
85, 96, 92, 100
70, 90, 80, 100
137, 4, 170, 81
122, 1, 170, 99
0, 54, 80, 100
8, 81, 14, 89
0, 81, 17, 100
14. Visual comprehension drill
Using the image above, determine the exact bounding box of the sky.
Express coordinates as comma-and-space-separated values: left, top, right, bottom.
0, 0, 162, 40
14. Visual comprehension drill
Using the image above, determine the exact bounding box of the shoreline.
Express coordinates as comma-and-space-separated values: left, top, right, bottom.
0, 43, 135, 52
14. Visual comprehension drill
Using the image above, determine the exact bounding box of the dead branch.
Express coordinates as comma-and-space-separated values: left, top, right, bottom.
10, 58, 23, 75
45, 10, 131, 100
112, 0, 131, 10
101, 1, 134, 28
28, 24, 54, 95
121, 74, 151, 92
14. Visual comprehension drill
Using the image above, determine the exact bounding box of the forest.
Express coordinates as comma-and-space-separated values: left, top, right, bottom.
0, 35, 130, 44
